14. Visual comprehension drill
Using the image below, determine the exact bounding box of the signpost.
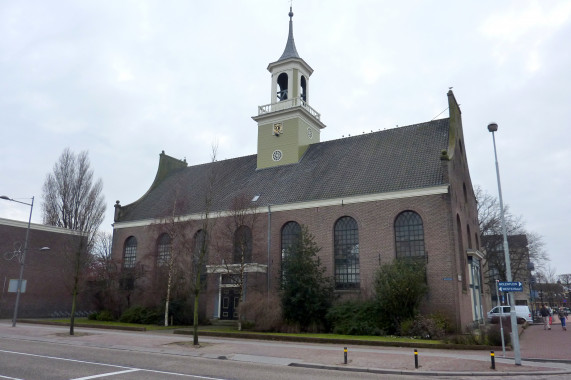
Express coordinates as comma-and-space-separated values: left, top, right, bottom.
498, 281, 523, 292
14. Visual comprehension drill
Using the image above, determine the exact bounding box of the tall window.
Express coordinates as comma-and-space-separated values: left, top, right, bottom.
157, 233, 171, 267
281, 221, 301, 260
334, 216, 360, 290
277, 72, 288, 101
300, 76, 307, 102
233, 226, 252, 264
467, 225, 472, 249
123, 236, 137, 269
394, 211, 425, 258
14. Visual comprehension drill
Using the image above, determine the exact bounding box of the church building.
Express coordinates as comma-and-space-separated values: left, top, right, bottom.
111, 8, 489, 331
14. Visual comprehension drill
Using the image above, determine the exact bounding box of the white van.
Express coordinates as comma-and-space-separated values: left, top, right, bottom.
487, 305, 533, 324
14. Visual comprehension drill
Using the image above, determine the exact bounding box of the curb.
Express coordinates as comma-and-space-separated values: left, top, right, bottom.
173, 329, 502, 351
18, 319, 146, 332
290, 362, 571, 377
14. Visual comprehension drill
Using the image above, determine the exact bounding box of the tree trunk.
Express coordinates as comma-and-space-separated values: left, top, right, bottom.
69, 246, 82, 336
193, 291, 199, 345
164, 270, 172, 326
70, 286, 78, 336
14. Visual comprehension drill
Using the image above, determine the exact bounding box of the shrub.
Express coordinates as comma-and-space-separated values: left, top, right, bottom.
374, 258, 428, 334
239, 291, 283, 332
96, 310, 115, 322
400, 314, 445, 339
483, 323, 511, 346
119, 306, 161, 324
167, 298, 194, 325
327, 300, 382, 336
87, 312, 98, 320
428, 312, 455, 334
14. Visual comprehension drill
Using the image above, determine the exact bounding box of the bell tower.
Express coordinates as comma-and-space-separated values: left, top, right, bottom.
252, 7, 326, 170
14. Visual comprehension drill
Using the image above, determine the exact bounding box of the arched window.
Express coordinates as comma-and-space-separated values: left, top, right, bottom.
281, 221, 301, 260
300, 75, 307, 102
277, 72, 288, 101
394, 211, 425, 258
157, 233, 171, 267
233, 226, 253, 264
456, 214, 467, 290
123, 236, 137, 269
193, 230, 208, 288
467, 225, 472, 249
334, 216, 360, 290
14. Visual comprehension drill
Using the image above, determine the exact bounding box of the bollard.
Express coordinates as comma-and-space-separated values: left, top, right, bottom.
344, 347, 347, 364
414, 349, 418, 369
490, 350, 495, 370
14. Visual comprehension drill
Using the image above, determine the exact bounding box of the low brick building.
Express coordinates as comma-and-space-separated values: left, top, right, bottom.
111, 8, 489, 330
0, 218, 93, 319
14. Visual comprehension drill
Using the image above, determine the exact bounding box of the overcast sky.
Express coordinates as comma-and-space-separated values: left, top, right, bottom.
1, 1, 570, 276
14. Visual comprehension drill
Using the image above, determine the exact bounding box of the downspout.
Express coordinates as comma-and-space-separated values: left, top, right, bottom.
267, 205, 272, 297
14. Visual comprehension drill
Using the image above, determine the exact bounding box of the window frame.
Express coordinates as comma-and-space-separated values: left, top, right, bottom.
333, 216, 360, 290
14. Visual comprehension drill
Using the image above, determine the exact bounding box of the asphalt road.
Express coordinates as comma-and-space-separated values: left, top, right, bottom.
1, 322, 570, 380
0, 337, 415, 380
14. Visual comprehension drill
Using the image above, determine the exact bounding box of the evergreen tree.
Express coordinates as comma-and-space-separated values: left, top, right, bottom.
281, 225, 334, 331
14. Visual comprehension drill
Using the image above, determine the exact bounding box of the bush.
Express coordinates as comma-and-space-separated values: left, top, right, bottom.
88, 312, 98, 320
327, 300, 382, 336
374, 258, 428, 334
167, 298, 194, 325
428, 312, 455, 334
119, 306, 161, 324
399, 314, 445, 339
239, 291, 283, 332
96, 310, 115, 322
483, 323, 511, 346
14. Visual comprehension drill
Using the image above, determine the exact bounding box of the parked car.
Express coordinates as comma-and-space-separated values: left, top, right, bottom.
487, 305, 533, 324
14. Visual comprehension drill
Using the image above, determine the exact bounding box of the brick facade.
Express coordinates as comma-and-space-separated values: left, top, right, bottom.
0, 218, 94, 319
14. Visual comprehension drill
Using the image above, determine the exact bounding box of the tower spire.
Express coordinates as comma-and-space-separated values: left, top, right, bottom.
278, 6, 300, 61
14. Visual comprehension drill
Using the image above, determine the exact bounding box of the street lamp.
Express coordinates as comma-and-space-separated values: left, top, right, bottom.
1, 195, 35, 327
487, 123, 521, 366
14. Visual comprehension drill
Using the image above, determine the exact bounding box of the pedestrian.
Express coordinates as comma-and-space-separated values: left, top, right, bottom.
558, 308, 567, 331
540, 304, 551, 330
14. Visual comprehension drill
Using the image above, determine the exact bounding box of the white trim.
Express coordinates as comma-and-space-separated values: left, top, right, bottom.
467, 249, 485, 260
0, 217, 84, 236
113, 185, 449, 230
206, 263, 268, 274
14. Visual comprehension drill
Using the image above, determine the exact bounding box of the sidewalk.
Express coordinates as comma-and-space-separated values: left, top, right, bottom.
1, 320, 570, 377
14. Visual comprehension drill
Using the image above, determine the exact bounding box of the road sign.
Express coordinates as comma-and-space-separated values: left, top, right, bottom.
498, 281, 523, 292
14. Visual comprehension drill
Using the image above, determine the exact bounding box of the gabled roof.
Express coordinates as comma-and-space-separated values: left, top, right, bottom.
116, 119, 450, 223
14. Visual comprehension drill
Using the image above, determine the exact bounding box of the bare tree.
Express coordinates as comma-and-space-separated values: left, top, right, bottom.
149, 186, 193, 326
213, 193, 260, 330
475, 186, 549, 284
190, 143, 219, 345
42, 148, 106, 335
90, 231, 120, 314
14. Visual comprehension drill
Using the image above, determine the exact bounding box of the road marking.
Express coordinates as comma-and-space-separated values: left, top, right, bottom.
0, 375, 23, 380
0, 349, 129, 369
71, 369, 140, 380
0, 349, 228, 379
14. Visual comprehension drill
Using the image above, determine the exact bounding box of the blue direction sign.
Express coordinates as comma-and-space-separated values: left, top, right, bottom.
498, 281, 523, 292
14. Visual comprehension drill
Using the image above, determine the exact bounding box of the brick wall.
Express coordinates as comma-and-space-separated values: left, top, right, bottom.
0, 219, 94, 319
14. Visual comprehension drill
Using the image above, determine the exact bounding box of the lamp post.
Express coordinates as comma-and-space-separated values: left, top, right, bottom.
487, 123, 521, 365
1, 195, 34, 327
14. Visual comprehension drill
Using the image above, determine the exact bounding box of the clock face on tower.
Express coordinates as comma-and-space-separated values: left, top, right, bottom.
272, 150, 283, 161
273, 123, 283, 136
